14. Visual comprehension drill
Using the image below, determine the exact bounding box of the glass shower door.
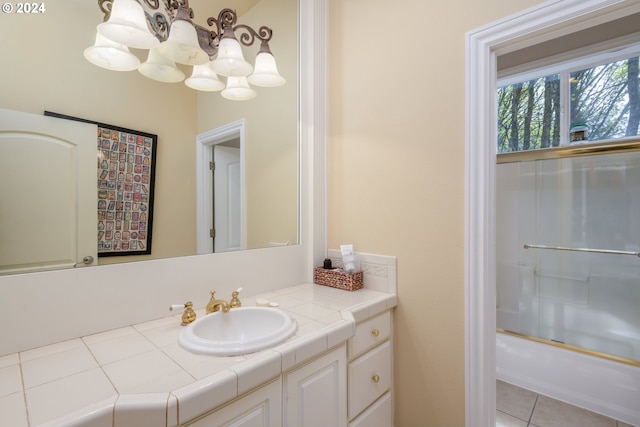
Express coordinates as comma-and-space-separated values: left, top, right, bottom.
496, 150, 640, 364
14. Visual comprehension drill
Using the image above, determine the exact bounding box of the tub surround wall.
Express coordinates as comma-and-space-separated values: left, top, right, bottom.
0, 252, 397, 426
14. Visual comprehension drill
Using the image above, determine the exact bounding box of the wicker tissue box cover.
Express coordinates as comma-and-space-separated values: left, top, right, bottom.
314, 267, 363, 291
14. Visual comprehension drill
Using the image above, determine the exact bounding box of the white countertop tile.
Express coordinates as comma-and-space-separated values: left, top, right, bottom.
172, 369, 238, 424
25, 368, 116, 426
20, 338, 85, 362
113, 393, 170, 427
4, 283, 397, 426
288, 302, 338, 319
0, 363, 22, 398
21, 345, 98, 389
161, 343, 246, 380
0, 392, 28, 427
133, 316, 183, 348
83, 327, 157, 365
0, 353, 19, 369
232, 350, 282, 395
102, 349, 194, 394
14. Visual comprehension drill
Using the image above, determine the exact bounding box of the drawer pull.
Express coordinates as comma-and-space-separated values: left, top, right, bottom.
371, 328, 380, 337
372, 374, 380, 384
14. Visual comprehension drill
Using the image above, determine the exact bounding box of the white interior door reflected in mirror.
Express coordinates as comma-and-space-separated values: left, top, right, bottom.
0, 109, 98, 275
214, 145, 244, 252
196, 120, 246, 254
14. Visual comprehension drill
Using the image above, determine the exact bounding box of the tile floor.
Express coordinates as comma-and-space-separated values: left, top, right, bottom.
496, 380, 638, 427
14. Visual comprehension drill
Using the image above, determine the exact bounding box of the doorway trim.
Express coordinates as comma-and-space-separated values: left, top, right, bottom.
464, 1, 640, 425
196, 119, 246, 254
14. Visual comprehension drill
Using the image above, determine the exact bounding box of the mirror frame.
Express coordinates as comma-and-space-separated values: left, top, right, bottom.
0, 0, 327, 356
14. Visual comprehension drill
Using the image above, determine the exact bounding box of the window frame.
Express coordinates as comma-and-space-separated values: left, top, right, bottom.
498, 36, 640, 150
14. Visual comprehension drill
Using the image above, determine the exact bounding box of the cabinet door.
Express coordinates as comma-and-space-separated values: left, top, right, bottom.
348, 392, 392, 427
284, 344, 347, 427
186, 379, 281, 427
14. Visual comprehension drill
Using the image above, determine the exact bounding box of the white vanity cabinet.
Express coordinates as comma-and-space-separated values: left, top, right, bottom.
347, 310, 393, 426
184, 379, 282, 427
284, 344, 347, 427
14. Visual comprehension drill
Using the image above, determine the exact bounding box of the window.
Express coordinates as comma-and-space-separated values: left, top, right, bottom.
498, 74, 560, 152
497, 48, 640, 153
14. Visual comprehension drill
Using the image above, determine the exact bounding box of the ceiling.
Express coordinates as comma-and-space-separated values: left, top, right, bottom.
188, 0, 261, 19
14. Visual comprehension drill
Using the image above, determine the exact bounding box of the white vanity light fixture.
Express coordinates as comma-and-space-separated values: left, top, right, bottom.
221, 76, 256, 101
84, 32, 140, 71
96, 0, 158, 49
185, 62, 225, 92
210, 26, 254, 77
247, 42, 286, 87
156, 3, 209, 66
139, 47, 185, 83
87, 0, 286, 100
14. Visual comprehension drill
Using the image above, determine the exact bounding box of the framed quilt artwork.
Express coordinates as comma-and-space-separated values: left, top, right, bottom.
44, 111, 157, 257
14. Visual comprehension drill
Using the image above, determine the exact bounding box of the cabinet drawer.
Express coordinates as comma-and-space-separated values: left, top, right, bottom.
348, 311, 391, 360
348, 391, 392, 427
348, 340, 391, 420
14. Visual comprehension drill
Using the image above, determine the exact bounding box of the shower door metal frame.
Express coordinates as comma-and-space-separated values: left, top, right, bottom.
497, 136, 640, 368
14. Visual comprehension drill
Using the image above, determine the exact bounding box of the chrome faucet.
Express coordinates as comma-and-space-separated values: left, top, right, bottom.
206, 290, 230, 314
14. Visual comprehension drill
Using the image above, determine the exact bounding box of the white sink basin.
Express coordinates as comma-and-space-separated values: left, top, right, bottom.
178, 307, 297, 356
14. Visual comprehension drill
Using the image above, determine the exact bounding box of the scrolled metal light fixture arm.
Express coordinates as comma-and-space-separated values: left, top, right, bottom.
97, 0, 274, 57
98, 0, 112, 21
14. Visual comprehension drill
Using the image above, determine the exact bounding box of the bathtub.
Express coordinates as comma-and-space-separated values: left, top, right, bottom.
496, 331, 640, 425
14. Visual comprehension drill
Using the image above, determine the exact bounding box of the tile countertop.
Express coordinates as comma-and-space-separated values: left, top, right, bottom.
0, 283, 397, 427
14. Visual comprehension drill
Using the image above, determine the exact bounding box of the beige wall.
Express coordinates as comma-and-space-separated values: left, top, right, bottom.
197, 0, 299, 249
0, 1, 198, 264
327, 0, 545, 425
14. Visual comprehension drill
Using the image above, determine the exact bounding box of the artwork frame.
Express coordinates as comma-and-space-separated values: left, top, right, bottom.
44, 111, 157, 257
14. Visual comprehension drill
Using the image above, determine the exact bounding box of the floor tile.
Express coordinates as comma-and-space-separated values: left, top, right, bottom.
496, 380, 537, 422
496, 410, 528, 427
530, 395, 616, 427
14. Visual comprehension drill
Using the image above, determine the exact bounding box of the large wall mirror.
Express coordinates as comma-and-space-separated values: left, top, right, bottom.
0, 0, 299, 275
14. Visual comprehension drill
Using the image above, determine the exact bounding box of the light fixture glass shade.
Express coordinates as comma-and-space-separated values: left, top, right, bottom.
221, 76, 256, 101
97, 0, 159, 49
248, 51, 286, 87
138, 48, 185, 83
84, 32, 140, 71
185, 63, 225, 91
211, 36, 254, 77
157, 20, 209, 66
